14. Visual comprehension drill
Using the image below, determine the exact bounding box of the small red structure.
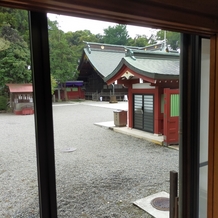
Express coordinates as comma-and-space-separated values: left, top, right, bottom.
105, 50, 180, 145
6, 83, 34, 115
54, 81, 85, 101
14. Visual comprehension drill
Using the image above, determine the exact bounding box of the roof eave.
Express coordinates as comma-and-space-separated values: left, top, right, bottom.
105, 57, 179, 84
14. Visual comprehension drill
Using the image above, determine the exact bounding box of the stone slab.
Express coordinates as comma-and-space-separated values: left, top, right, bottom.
133, 191, 169, 218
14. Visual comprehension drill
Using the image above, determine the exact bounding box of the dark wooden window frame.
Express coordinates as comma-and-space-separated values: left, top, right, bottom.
28, 13, 208, 218
0, 1, 217, 217
29, 12, 57, 218
179, 34, 201, 218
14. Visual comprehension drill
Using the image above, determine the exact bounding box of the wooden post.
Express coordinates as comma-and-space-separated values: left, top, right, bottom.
170, 171, 178, 218
175, 197, 179, 218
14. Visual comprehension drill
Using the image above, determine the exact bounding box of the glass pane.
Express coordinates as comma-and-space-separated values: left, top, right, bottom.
48, 13, 180, 217
199, 38, 210, 218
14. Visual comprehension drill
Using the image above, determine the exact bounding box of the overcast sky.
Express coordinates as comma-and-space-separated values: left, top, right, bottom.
47, 13, 159, 38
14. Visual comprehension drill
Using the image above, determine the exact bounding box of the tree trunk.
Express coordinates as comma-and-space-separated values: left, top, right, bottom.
64, 83, 68, 101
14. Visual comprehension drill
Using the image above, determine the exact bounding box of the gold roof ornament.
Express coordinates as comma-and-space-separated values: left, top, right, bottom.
121, 71, 134, 80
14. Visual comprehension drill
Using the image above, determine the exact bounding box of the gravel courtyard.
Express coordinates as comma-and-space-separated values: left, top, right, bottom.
0, 101, 179, 217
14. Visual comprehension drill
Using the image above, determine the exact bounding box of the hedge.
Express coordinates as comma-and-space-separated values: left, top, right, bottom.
0, 96, 7, 110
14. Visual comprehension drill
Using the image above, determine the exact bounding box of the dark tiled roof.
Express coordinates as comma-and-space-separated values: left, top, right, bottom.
84, 48, 125, 77
79, 42, 165, 77
105, 51, 180, 82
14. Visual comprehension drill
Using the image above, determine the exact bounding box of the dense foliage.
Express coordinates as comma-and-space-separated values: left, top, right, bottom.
0, 26, 31, 86
65, 29, 99, 69
102, 24, 129, 45
0, 95, 7, 110
0, 8, 30, 90
48, 20, 77, 84
149, 30, 180, 50
0, 8, 29, 42
51, 74, 57, 95
48, 20, 78, 99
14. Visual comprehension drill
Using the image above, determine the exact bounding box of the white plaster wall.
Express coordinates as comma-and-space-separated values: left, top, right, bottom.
132, 83, 155, 89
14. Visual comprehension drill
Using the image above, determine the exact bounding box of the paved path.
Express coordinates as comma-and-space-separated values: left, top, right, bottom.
55, 101, 164, 145
79, 101, 166, 146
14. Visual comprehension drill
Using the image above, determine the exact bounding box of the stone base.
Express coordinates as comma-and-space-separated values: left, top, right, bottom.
109, 96, 117, 103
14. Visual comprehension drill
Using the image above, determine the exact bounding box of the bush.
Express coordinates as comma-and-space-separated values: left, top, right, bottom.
0, 96, 7, 110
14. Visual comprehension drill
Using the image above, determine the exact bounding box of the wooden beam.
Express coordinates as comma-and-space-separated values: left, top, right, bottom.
0, 0, 218, 35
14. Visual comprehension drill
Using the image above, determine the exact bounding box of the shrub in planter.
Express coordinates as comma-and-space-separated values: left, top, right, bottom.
0, 96, 7, 110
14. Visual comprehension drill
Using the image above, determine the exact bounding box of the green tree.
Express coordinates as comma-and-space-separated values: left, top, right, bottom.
102, 24, 129, 45
48, 20, 78, 100
0, 26, 31, 88
50, 74, 57, 95
0, 95, 7, 110
0, 37, 10, 51
95, 33, 104, 43
127, 34, 149, 47
65, 30, 98, 46
65, 30, 99, 67
0, 7, 29, 43
151, 30, 180, 50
